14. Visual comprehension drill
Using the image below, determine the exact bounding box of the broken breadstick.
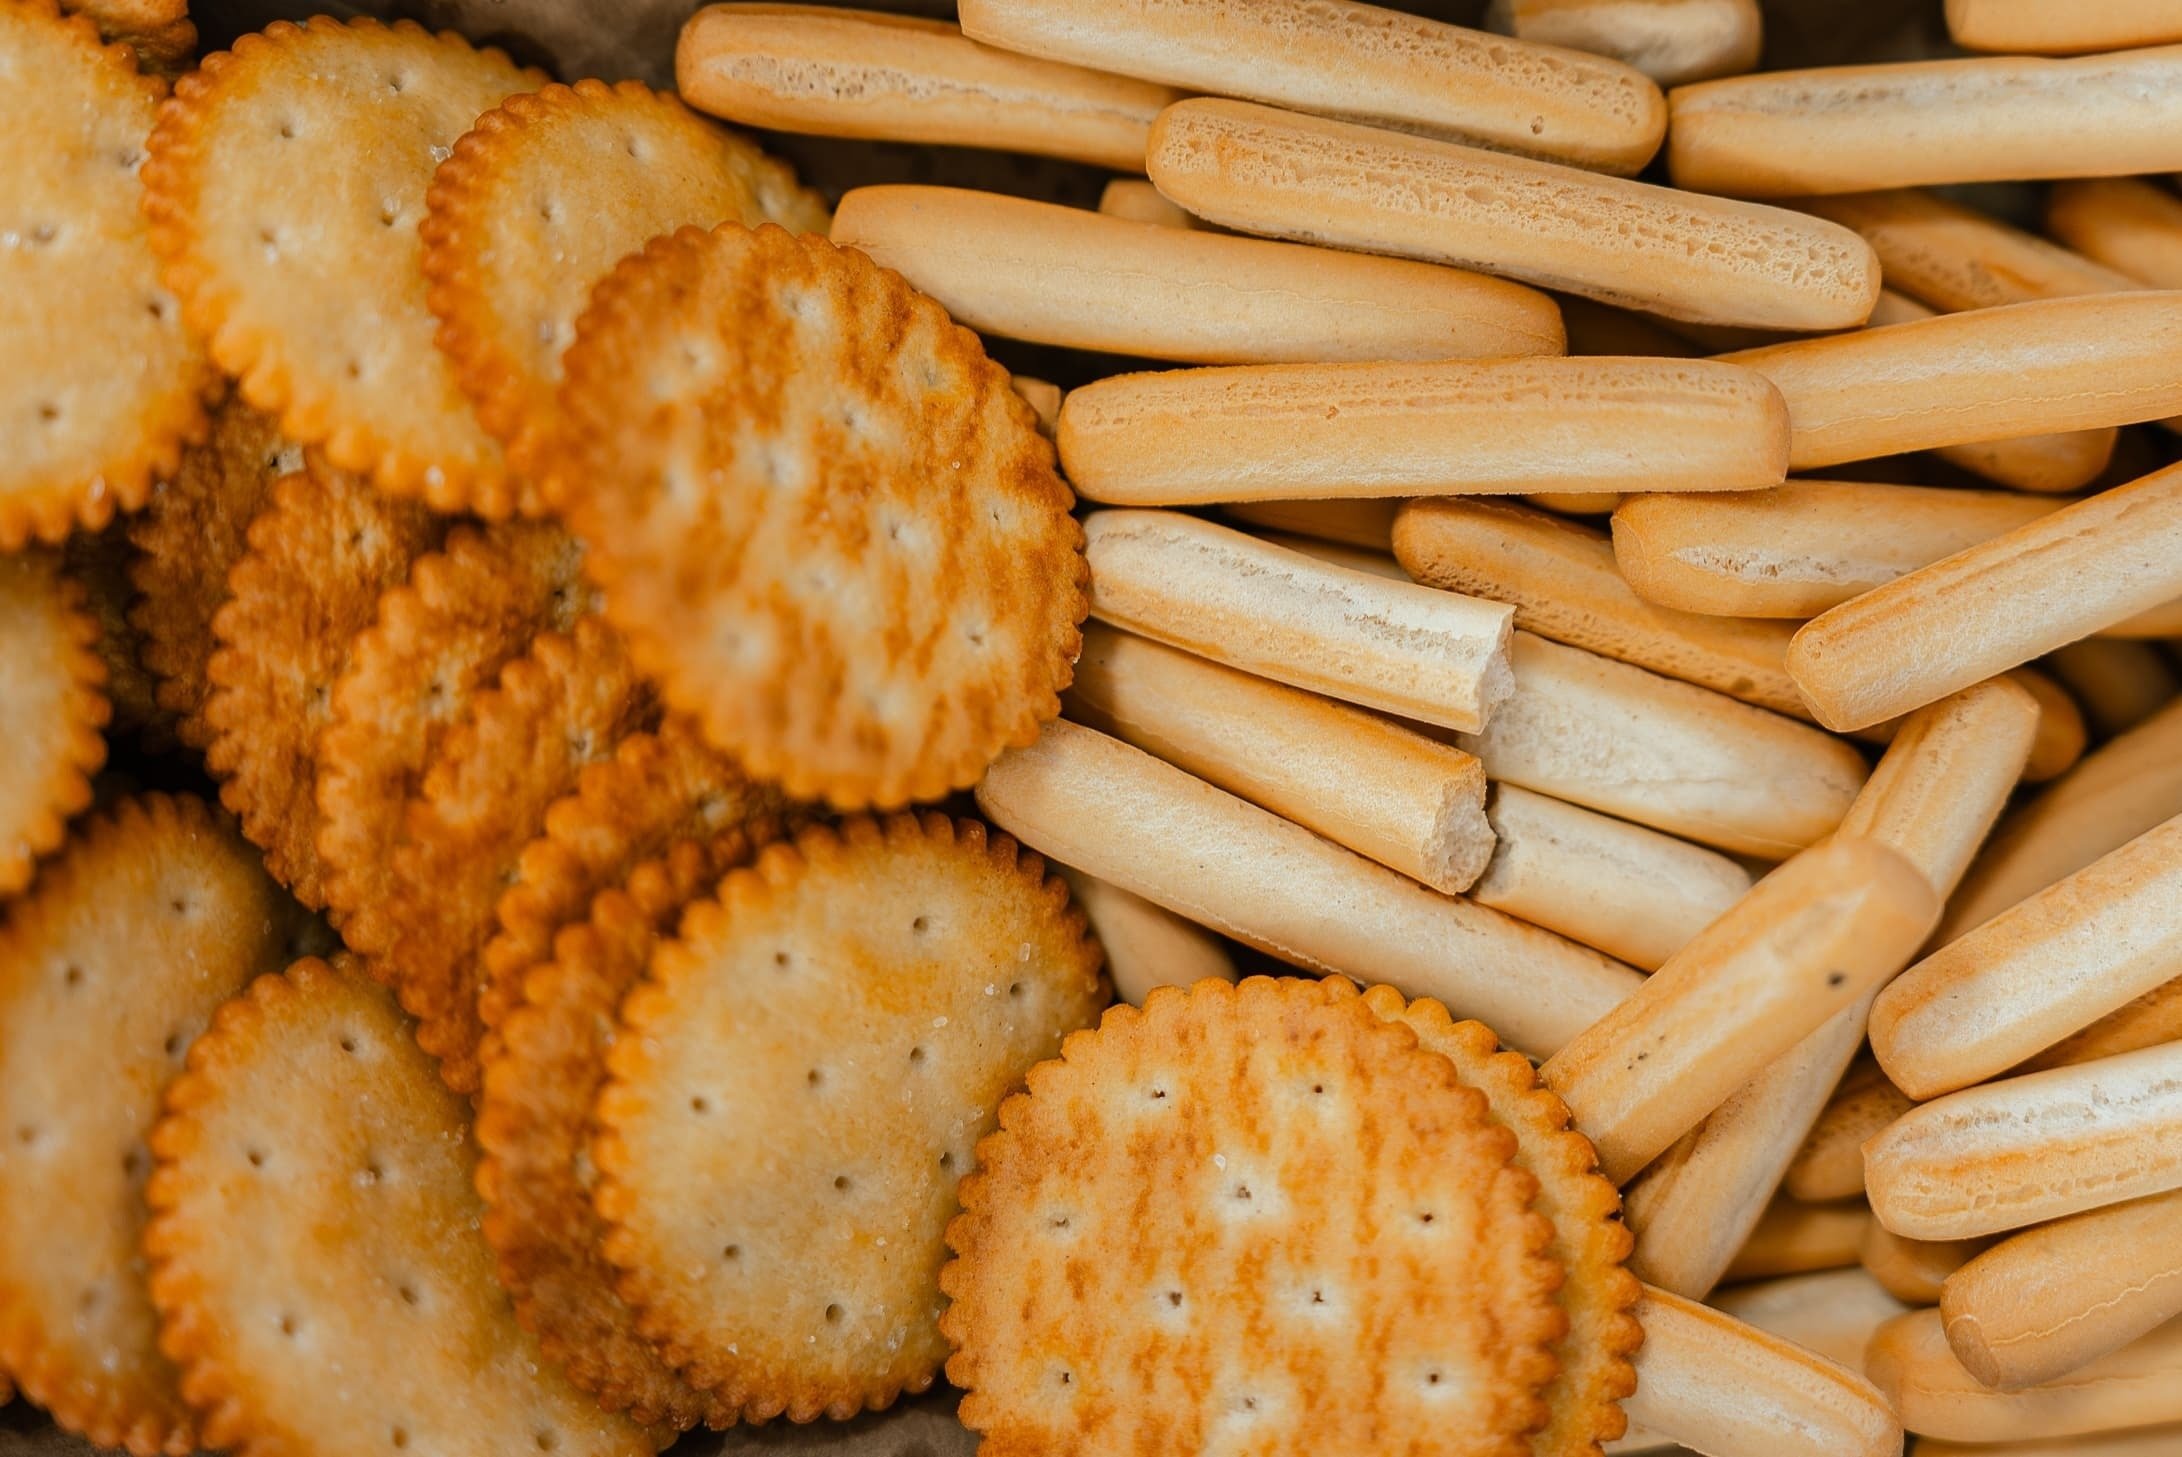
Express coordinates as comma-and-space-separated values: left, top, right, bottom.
1941, 1189, 2182, 1391
1946, 0, 2182, 55
1486, 0, 1764, 88
1055, 356, 1787, 505
1668, 46, 2182, 196
1064, 622, 1497, 894
1612, 480, 2060, 619
1082, 510, 1515, 735
957, 0, 1668, 173
1392, 497, 1806, 718
2048, 177, 2182, 289
1540, 834, 1936, 1184
673, 4, 1180, 170
974, 719, 1643, 1057
1058, 869, 1236, 1006
1455, 631, 1869, 859
1869, 1307, 2182, 1443
828, 185, 1565, 365
1864, 1037, 2182, 1240
1144, 97, 1881, 330
1787, 460, 2182, 730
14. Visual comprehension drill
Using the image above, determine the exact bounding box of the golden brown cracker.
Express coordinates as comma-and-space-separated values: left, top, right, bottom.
1356, 981, 1642, 1457
60, 0, 192, 72
203, 458, 441, 910
141, 16, 541, 515
0, 553, 108, 898
1, 0, 213, 549
592, 814, 1108, 1421
314, 518, 587, 953
941, 975, 1564, 1457
143, 955, 660, 1457
128, 396, 296, 748
557, 223, 1087, 810
423, 77, 827, 508
0, 794, 295, 1455
382, 615, 655, 1095
477, 720, 790, 1064
478, 823, 774, 1428
60, 521, 166, 749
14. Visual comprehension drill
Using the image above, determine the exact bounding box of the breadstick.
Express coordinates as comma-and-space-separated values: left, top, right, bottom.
673, 4, 1179, 170
956, 0, 1668, 174
1710, 1268, 1910, 1372
1944, 699, 2182, 941
1096, 178, 1197, 230
2011, 667, 2091, 784
2027, 974, 2182, 1074
1259, 534, 1409, 584
1873, 811, 2182, 1098
1470, 784, 1752, 971
1788, 461, 2182, 731
1668, 46, 2182, 196
1612, 480, 2060, 619
1868, 1307, 2182, 1443
1799, 188, 2140, 314
1918, 1426, 2182, 1457
1722, 1198, 1873, 1282
1719, 293, 2182, 471
1526, 491, 1623, 515
1393, 498, 1806, 719
1455, 632, 1869, 858
1145, 97, 1880, 330
1861, 1224, 1990, 1306
1064, 623, 1497, 894
1947, 0, 2182, 55
1622, 1285, 1902, 1457
975, 720, 1643, 1056
1863, 1038, 2182, 1240
1009, 376, 1061, 437
1055, 356, 1788, 505
1557, 295, 1700, 357
1788, 1062, 1916, 1203
1486, 0, 1763, 87
1059, 870, 1236, 1006
2048, 178, 2182, 289
828, 186, 1565, 365
1941, 1189, 2182, 1391
2106, 594, 2182, 638
1082, 510, 1514, 735
1540, 834, 1936, 1183
1220, 499, 1396, 553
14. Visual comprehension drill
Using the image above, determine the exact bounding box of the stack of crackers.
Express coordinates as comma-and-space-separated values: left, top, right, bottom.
3, 0, 2182, 1453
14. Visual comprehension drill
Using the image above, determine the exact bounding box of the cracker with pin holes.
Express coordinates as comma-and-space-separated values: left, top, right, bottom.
477, 720, 791, 1067
1, 0, 214, 549
141, 16, 542, 515
423, 77, 827, 510
1356, 981, 1642, 1457
143, 955, 660, 1457
0, 553, 109, 898
556, 224, 1087, 810
203, 458, 441, 910
381, 615, 656, 1094
314, 519, 588, 956
591, 814, 1107, 1421
61, 0, 192, 72
129, 397, 298, 748
0, 794, 297, 1455
941, 975, 1567, 1457
478, 821, 775, 1428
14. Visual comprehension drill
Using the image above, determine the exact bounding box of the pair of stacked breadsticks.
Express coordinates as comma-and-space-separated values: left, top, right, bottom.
4, 0, 2182, 1452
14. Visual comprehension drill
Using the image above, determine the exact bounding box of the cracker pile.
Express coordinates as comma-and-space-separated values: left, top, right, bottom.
4, 0, 2182, 1453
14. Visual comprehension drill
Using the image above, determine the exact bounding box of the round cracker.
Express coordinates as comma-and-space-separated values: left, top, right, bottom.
941, 975, 1564, 1456
423, 77, 828, 509
1356, 981, 1643, 1457
128, 396, 296, 748
0, 794, 297, 1455
592, 814, 1108, 1421
143, 955, 659, 1457
61, 0, 193, 73
478, 822, 775, 1428
477, 720, 790, 1067
382, 615, 656, 1095
557, 223, 1087, 810
0, 0, 212, 549
58, 522, 167, 749
203, 456, 441, 910
141, 16, 542, 515
314, 518, 588, 956
0, 553, 108, 898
